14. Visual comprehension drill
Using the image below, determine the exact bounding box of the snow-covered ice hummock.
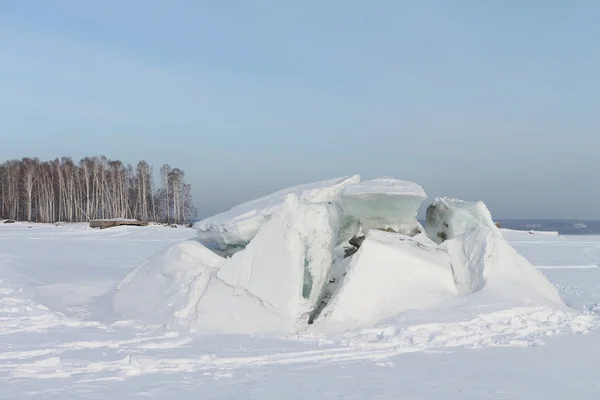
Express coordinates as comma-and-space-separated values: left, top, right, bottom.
195, 175, 359, 252
421, 197, 562, 303
195, 175, 427, 253
441, 223, 563, 303
114, 194, 338, 333
113, 175, 565, 334
316, 230, 457, 330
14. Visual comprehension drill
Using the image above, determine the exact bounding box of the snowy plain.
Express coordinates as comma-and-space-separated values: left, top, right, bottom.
1, 222, 600, 399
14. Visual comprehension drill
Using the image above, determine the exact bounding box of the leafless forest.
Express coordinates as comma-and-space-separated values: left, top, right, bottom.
0, 156, 196, 224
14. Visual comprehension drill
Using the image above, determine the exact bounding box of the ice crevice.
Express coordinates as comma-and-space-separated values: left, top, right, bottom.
113, 175, 569, 335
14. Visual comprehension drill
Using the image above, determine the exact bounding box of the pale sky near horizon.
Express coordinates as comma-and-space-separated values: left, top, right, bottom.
1, 1, 599, 219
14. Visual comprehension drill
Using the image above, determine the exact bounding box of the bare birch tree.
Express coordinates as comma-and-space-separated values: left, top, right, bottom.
0, 156, 195, 224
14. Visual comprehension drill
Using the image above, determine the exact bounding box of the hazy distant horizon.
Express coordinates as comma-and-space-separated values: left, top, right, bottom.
0, 154, 595, 221
2, 2, 599, 219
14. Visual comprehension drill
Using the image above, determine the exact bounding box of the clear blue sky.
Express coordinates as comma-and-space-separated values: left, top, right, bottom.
1, 1, 599, 219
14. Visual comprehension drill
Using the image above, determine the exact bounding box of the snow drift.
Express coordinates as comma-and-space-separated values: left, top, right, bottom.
113, 240, 225, 329
113, 238, 294, 334
114, 194, 338, 333
113, 176, 564, 334
442, 225, 563, 303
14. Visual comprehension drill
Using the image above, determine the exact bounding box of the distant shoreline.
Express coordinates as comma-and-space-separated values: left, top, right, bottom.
7, 218, 600, 236
418, 219, 600, 235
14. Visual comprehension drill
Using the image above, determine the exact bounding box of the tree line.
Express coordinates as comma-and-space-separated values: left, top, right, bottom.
0, 156, 196, 224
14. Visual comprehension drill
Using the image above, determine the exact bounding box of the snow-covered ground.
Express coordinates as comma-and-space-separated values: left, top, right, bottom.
1, 223, 599, 399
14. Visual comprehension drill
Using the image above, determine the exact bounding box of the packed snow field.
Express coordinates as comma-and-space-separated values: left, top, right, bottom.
2, 177, 600, 399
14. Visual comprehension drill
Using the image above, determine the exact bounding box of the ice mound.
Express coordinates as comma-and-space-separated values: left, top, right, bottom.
113, 238, 295, 334
317, 230, 456, 330
216, 194, 337, 326
195, 175, 427, 252
113, 194, 338, 333
335, 177, 426, 236
317, 223, 562, 330
196, 175, 359, 251
114, 176, 565, 335
442, 225, 563, 303
425, 198, 561, 304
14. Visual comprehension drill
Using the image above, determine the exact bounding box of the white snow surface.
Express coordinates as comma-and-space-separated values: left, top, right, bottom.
113, 240, 226, 330
1, 222, 600, 398
195, 175, 359, 249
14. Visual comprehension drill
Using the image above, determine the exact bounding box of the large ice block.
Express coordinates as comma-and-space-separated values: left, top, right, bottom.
217, 194, 338, 325
335, 178, 427, 236
196, 175, 359, 250
425, 197, 498, 244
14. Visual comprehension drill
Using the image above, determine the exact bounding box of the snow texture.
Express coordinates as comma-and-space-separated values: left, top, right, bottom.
115, 194, 338, 334
442, 225, 564, 304
113, 240, 225, 330
1, 222, 600, 399
318, 230, 456, 330
113, 242, 291, 335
